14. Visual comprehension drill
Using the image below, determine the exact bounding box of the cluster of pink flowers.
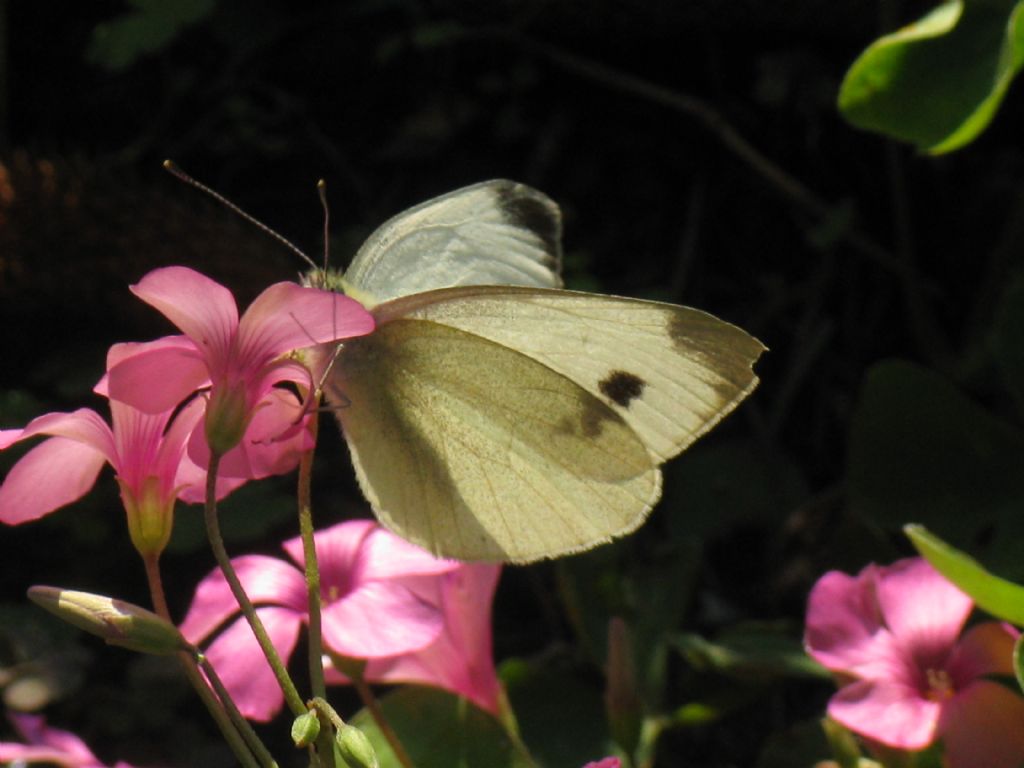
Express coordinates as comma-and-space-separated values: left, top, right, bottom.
181, 519, 503, 720
0, 266, 373, 553
805, 557, 1024, 768
0, 267, 508, 755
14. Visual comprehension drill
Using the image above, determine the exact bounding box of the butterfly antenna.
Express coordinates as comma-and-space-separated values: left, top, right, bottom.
163, 159, 319, 270
317, 179, 330, 272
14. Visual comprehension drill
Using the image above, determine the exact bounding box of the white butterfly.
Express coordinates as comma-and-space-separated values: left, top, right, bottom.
310, 180, 765, 563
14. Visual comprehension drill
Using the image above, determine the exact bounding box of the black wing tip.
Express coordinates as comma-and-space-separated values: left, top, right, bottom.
492, 180, 563, 265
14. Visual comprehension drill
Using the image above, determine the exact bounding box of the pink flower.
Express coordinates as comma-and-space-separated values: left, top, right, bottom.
106, 266, 373, 456
0, 713, 140, 767
804, 557, 1024, 768
0, 336, 291, 551
0, 397, 204, 554
180, 520, 491, 722
582, 760, 621, 768
324, 558, 503, 716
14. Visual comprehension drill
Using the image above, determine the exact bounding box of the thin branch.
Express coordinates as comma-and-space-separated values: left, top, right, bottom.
512, 37, 912, 281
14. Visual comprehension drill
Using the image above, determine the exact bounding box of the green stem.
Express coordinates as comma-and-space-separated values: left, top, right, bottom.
204, 452, 307, 716
296, 413, 336, 768
141, 551, 263, 768
298, 413, 327, 701
198, 653, 281, 768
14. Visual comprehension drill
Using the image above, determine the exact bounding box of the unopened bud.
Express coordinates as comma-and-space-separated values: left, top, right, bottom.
27, 587, 188, 656
335, 724, 378, 768
291, 711, 321, 748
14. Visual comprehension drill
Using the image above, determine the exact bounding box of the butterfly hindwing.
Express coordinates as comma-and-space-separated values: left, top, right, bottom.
328, 316, 660, 562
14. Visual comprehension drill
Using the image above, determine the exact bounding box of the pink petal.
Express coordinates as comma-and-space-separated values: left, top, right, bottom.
130, 267, 239, 363
321, 581, 443, 658
106, 342, 209, 414
179, 555, 306, 642
583, 760, 622, 768
282, 519, 377, 584
8, 713, 99, 762
97, 336, 199, 395
235, 282, 374, 366
947, 621, 1018, 684
0, 744, 83, 764
0, 437, 107, 524
805, 568, 903, 678
874, 558, 972, 667
357, 525, 461, 581
153, 397, 205, 484
9, 409, 117, 460
363, 564, 502, 714
827, 678, 940, 749
201, 606, 302, 722
940, 680, 1024, 768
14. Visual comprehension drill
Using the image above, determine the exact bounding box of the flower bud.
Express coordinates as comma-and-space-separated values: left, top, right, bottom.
335, 724, 379, 768
291, 711, 321, 748
27, 587, 188, 656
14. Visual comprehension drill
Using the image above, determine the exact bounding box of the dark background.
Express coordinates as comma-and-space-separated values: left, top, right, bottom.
2, 1, 1023, 766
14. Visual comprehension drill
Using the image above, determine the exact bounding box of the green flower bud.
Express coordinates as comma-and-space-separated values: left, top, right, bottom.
27, 587, 188, 656
335, 724, 379, 768
291, 711, 321, 748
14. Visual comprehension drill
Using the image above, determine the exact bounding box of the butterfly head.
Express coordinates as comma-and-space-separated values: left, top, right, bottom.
303, 266, 381, 311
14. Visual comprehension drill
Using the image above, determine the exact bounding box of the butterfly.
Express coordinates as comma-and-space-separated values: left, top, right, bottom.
308, 180, 765, 563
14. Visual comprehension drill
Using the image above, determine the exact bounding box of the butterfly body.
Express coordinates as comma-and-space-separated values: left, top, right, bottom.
312, 180, 764, 563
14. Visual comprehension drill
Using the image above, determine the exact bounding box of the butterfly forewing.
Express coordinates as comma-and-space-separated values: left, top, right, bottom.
328, 318, 660, 562
340, 180, 563, 308
373, 286, 766, 463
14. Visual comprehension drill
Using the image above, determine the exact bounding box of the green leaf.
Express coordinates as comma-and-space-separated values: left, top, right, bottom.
88, 0, 217, 70
847, 360, 1024, 578
349, 687, 536, 768
905, 524, 1024, 625
838, 0, 1024, 153
502, 658, 611, 768
662, 439, 807, 541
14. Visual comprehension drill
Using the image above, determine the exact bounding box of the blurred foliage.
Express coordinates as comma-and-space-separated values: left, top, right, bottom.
2, 0, 1024, 765
88, 0, 217, 71
839, 0, 1024, 152
350, 687, 535, 768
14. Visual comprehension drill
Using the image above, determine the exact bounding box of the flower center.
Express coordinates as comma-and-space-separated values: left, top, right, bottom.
925, 667, 954, 701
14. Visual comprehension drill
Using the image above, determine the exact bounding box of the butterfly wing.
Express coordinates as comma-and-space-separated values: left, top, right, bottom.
327, 286, 764, 562
374, 286, 766, 462
328, 316, 659, 562
340, 180, 563, 308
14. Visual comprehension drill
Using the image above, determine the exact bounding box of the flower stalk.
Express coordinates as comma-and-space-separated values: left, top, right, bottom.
204, 451, 307, 717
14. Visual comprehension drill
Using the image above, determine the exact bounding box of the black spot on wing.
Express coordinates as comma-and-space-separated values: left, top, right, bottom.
599, 371, 646, 408
494, 182, 562, 266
